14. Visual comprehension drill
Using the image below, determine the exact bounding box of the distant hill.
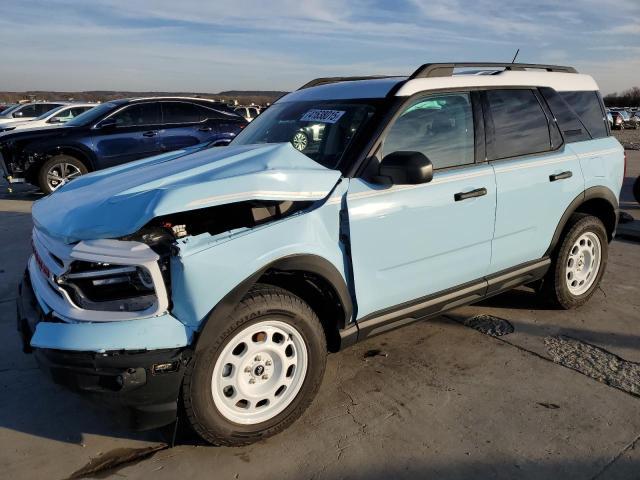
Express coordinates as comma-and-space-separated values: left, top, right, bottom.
218, 90, 288, 97
0, 90, 289, 106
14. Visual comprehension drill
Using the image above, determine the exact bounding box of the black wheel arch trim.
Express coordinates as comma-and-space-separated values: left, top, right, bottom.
193, 254, 353, 353
46, 145, 96, 171
544, 186, 619, 257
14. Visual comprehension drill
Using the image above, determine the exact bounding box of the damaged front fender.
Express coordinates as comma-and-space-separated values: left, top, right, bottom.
169, 181, 350, 329
32, 143, 342, 244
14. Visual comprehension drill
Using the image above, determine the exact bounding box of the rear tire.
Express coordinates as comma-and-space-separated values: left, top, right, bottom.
182, 284, 326, 446
541, 214, 608, 309
38, 154, 88, 194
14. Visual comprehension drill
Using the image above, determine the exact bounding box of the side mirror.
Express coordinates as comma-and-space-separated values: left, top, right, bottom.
48, 117, 62, 124
97, 118, 117, 129
378, 151, 433, 185
13, 111, 23, 118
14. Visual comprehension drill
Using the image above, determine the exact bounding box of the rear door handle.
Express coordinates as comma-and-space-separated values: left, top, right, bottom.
454, 187, 487, 202
549, 171, 572, 182
142, 130, 158, 137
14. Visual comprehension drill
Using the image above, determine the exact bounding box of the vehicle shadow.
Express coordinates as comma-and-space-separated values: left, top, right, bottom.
0, 366, 164, 445
0, 179, 42, 201
443, 283, 640, 358
0, 206, 162, 445
317, 459, 640, 480
475, 286, 553, 311
621, 174, 638, 203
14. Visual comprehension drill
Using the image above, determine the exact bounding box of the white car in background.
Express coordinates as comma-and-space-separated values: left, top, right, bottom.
234, 105, 261, 122
0, 104, 96, 133
0, 102, 66, 125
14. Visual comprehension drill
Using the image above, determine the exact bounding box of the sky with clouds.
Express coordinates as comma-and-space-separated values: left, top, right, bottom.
1, 0, 638, 94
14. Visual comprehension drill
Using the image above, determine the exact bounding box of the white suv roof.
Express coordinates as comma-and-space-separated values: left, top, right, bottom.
282, 63, 599, 103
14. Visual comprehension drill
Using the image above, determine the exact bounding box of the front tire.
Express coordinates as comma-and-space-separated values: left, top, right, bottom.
38, 154, 88, 194
541, 214, 608, 309
182, 284, 326, 446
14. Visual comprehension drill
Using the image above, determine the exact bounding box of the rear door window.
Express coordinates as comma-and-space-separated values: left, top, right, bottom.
559, 91, 607, 139
112, 103, 161, 127
162, 102, 203, 123
485, 89, 551, 160
16, 104, 39, 117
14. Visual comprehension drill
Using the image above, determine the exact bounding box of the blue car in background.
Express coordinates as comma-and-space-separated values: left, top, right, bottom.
0, 97, 247, 193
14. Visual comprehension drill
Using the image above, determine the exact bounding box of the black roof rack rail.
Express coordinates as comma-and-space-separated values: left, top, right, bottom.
409, 62, 578, 79
297, 75, 401, 90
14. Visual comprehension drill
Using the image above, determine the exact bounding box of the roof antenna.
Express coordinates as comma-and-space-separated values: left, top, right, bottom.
511, 48, 520, 63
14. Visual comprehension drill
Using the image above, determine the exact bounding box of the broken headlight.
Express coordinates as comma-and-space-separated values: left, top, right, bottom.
57, 261, 157, 312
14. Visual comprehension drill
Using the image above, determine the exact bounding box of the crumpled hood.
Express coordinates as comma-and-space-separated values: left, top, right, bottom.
32, 143, 342, 243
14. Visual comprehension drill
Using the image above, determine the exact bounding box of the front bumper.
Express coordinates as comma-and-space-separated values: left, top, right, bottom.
17, 273, 192, 430
0, 149, 25, 183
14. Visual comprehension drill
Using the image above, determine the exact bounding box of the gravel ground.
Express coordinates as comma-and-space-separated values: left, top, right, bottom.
545, 336, 640, 397
613, 128, 640, 150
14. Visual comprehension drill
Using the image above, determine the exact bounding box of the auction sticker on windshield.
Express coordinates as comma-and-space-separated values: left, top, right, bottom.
301, 109, 345, 124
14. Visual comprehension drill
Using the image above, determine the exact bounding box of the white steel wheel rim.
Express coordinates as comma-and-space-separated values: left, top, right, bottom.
565, 231, 601, 296
47, 162, 82, 191
292, 132, 307, 151
211, 319, 308, 425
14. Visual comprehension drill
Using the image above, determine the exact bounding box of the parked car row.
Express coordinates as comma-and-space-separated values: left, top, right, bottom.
0, 103, 96, 133
0, 101, 71, 125
0, 97, 247, 193
606, 107, 640, 130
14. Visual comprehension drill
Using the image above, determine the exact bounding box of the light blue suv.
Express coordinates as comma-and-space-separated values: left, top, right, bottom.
17, 63, 624, 445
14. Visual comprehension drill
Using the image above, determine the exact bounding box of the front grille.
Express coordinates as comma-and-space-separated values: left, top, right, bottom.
31, 228, 73, 298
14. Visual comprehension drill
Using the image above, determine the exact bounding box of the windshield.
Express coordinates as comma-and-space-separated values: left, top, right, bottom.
65, 102, 117, 127
231, 99, 378, 169
0, 104, 20, 117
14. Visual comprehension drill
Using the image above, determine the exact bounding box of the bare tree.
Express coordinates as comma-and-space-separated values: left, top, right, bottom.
604, 87, 640, 107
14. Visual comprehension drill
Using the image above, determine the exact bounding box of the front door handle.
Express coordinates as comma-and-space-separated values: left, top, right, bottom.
198, 126, 213, 132
549, 171, 572, 182
454, 187, 487, 202
142, 130, 158, 137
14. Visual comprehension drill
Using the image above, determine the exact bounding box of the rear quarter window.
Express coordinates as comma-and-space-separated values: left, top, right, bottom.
539, 87, 591, 143
558, 91, 608, 139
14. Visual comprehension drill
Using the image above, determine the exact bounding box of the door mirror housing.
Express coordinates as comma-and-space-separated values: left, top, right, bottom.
12, 111, 23, 118
97, 118, 117, 130
378, 151, 433, 185
48, 117, 62, 124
